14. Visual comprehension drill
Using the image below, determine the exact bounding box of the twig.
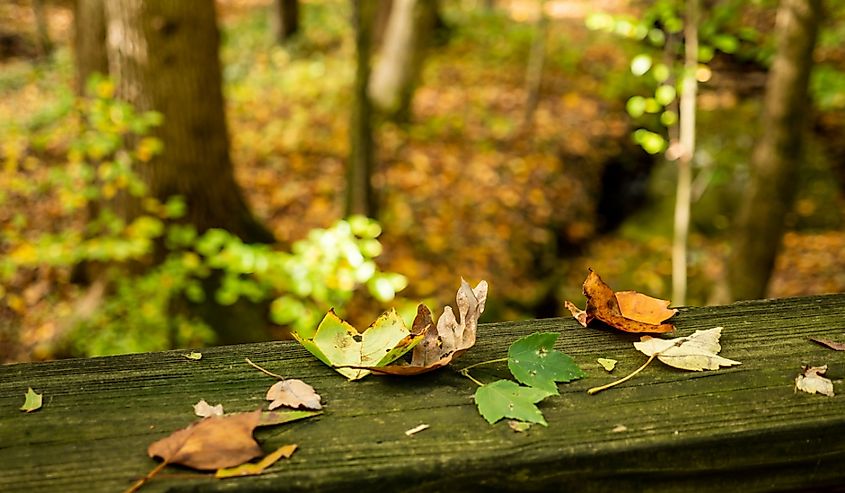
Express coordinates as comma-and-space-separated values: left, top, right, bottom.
123, 460, 167, 493
587, 354, 657, 395
458, 357, 509, 373
460, 369, 486, 387
245, 358, 285, 380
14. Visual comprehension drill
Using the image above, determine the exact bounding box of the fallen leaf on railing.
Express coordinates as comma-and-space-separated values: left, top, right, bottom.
588, 327, 740, 394
634, 327, 741, 371
367, 279, 488, 376
795, 365, 834, 397
20, 387, 42, 413
565, 269, 676, 333
215, 444, 298, 478
810, 337, 845, 351
507, 332, 585, 393
194, 399, 224, 418
474, 380, 555, 426
292, 308, 424, 380
266, 379, 322, 410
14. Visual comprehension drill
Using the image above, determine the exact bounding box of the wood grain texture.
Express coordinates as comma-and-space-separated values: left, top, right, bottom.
1, 294, 844, 492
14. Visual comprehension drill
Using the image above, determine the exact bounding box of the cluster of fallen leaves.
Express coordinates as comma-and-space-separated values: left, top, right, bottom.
122, 358, 323, 493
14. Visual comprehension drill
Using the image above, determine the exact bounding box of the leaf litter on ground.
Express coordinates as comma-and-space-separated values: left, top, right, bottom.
565, 269, 676, 333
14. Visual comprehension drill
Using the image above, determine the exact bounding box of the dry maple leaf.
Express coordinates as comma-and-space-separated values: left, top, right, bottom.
795, 365, 835, 397
565, 269, 676, 333
266, 380, 322, 410
368, 279, 488, 376
148, 410, 264, 470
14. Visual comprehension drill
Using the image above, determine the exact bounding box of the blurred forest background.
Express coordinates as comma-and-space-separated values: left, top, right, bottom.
1, 0, 843, 364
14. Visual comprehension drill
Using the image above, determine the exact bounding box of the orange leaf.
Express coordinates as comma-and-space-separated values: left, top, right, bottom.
566, 269, 675, 334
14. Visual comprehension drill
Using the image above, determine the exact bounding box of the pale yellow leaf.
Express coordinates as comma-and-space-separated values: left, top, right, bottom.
633, 327, 741, 371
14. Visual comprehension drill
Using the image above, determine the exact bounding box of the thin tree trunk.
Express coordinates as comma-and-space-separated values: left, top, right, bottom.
522, 0, 547, 130
368, 0, 436, 122
729, 0, 822, 301
672, 0, 698, 305
73, 0, 109, 93
271, 0, 299, 43
32, 0, 53, 58
105, 0, 274, 343
347, 0, 377, 217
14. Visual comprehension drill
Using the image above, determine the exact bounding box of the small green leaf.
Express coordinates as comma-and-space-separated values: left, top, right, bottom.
474, 380, 554, 426
183, 351, 203, 360
507, 332, 586, 393
597, 358, 617, 372
20, 388, 43, 413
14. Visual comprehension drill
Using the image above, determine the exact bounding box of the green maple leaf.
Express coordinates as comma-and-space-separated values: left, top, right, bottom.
20, 387, 43, 413
474, 380, 555, 426
292, 309, 423, 380
507, 332, 585, 393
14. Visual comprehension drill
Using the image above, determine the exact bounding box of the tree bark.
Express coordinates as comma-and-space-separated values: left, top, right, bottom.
104, 0, 274, 343
73, 0, 109, 93
368, 0, 437, 122
728, 0, 822, 301
270, 0, 299, 43
104, 0, 272, 244
346, 0, 378, 217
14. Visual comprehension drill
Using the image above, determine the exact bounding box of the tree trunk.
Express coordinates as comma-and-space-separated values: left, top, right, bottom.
368, 0, 436, 122
32, 0, 53, 58
672, 0, 698, 306
522, 0, 547, 130
728, 0, 822, 301
104, 0, 272, 244
73, 0, 109, 93
104, 0, 274, 343
346, 0, 378, 217
271, 0, 299, 43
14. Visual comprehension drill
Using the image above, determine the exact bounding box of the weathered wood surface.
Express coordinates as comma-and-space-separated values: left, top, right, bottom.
1, 294, 844, 492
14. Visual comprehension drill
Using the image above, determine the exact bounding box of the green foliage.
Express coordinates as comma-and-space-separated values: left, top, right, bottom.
474, 380, 554, 426
466, 332, 584, 426
507, 332, 586, 393
1, 75, 406, 357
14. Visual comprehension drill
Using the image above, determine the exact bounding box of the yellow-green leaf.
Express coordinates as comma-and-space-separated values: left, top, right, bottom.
215, 444, 298, 478
20, 387, 42, 413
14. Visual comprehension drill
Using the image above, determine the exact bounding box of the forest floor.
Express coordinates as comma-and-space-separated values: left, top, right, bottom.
1, 0, 844, 362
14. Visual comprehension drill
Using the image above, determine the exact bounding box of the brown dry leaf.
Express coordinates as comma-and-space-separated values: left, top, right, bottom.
368, 279, 488, 376
148, 411, 263, 470
266, 380, 322, 410
810, 337, 845, 351
215, 444, 298, 479
565, 269, 675, 333
795, 365, 835, 397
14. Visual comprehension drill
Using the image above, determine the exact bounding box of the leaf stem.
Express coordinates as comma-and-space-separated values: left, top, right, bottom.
460, 369, 486, 387
458, 357, 509, 373
245, 358, 285, 380
587, 354, 656, 395
123, 460, 167, 493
